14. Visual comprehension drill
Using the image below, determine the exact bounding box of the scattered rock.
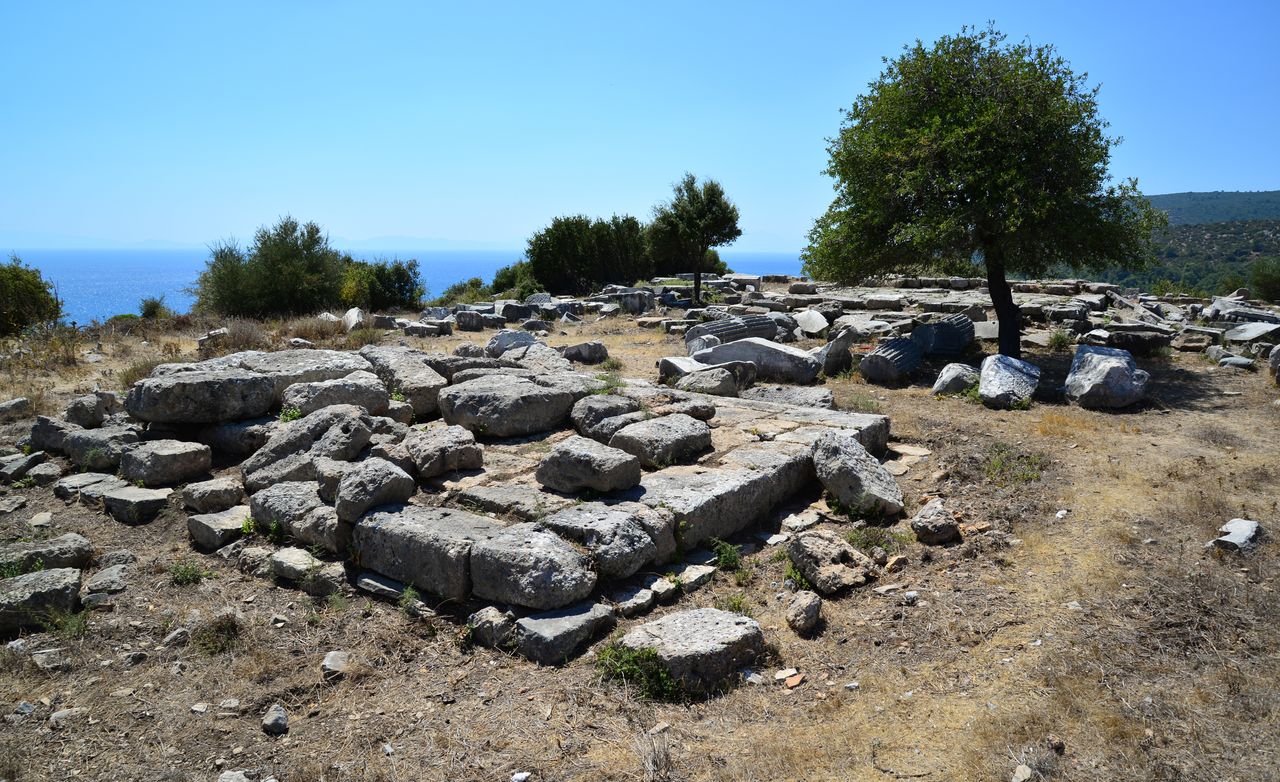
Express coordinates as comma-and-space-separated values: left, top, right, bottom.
120, 439, 212, 486
910, 498, 960, 545
1064, 346, 1150, 409
188, 506, 251, 551
321, 650, 350, 680
979, 354, 1040, 409
334, 458, 415, 522
103, 486, 173, 524
811, 430, 904, 516
535, 436, 642, 493
931, 363, 980, 396
787, 530, 875, 594
0, 568, 81, 632
609, 414, 711, 468
183, 477, 245, 514
785, 590, 822, 635
404, 425, 483, 479
470, 523, 597, 610
1208, 518, 1261, 552
439, 376, 575, 438
0, 533, 93, 572
620, 608, 765, 693
514, 601, 616, 665
261, 703, 289, 735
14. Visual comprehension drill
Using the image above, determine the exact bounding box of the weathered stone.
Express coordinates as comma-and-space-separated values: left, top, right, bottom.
125, 369, 275, 424
739, 385, 834, 409
1064, 346, 1150, 409
281, 370, 389, 416
188, 505, 250, 551
562, 341, 608, 364
608, 581, 657, 618
785, 590, 822, 635
269, 547, 321, 581
241, 405, 372, 492
535, 436, 642, 494
0, 450, 45, 483
609, 414, 711, 468
931, 363, 980, 396
28, 415, 77, 453
196, 417, 275, 458
979, 354, 1041, 409
352, 506, 503, 600
63, 393, 114, 429
620, 608, 765, 693
358, 346, 448, 416
403, 425, 483, 479
335, 458, 415, 522
103, 486, 173, 524
119, 440, 212, 487
183, 477, 245, 514
467, 606, 517, 648
84, 564, 128, 594
811, 327, 856, 376
63, 426, 140, 471
787, 530, 875, 594
515, 601, 616, 665
570, 395, 642, 441
692, 338, 821, 384
250, 481, 322, 529
675, 367, 739, 397
858, 337, 923, 385
539, 502, 658, 579
623, 442, 814, 547
453, 483, 575, 521
0, 533, 93, 572
1, 571, 80, 634
470, 523, 597, 610
1209, 518, 1261, 552
811, 430, 903, 516
439, 376, 575, 438
261, 703, 289, 735
23, 461, 61, 486
53, 472, 115, 502
485, 329, 537, 357
0, 397, 31, 421
910, 498, 959, 545
795, 309, 829, 337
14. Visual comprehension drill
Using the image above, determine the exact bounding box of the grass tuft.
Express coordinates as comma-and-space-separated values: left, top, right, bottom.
596, 643, 683, 701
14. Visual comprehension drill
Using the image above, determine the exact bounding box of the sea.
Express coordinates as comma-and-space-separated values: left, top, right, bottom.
9, 248, 804, 324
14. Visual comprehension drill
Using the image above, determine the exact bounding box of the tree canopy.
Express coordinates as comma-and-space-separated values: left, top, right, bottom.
0, 254, 62, 336
652, 174, 741, 303
193, 216, 424, 317
803, 25, 1165, 357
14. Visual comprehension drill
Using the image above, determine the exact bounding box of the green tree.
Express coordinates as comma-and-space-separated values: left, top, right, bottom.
1248, 257, 1280, 301
340, 257, 425, 311
0, 254, 62, 336
802, 26, 1165, 358
524, 214, 649, 295
193, 216, 347, 317
651, 173, 741, 304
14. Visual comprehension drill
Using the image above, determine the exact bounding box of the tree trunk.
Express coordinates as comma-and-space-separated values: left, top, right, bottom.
691, 246, 705, 305
985, 253, 1022, 359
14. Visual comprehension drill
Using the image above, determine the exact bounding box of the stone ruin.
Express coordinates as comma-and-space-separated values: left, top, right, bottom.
3, 270, 1277, 692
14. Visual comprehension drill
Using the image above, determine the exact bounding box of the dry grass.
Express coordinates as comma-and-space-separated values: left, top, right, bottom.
1036, 409, 1099, 438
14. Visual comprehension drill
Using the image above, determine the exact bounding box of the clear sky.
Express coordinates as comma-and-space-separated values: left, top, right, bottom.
2, 1, 1277, 252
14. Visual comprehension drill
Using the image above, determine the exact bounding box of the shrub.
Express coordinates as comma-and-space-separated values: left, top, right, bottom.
784, 562, 813, 591
192, 611, 243, 655
119, 356, 170, 388
288, 316, 345, 342
596, 642, 682, 701
169, 560, 207, 586
139, 295, 173, 319
1048, 329, 1072, 353
40, 608, 88, 640
526, 214, 650, 294
0, 254, 62, 336
191, 216, 347, 317
1250, 257, 1280, 302
491, 261, 542, 300
709, 538, 741, 570
278, 406, 303, 422
340, 257, 425, 311
344, 327, 382, 349
432, 277, 492, 306
983, 443, 1050, 486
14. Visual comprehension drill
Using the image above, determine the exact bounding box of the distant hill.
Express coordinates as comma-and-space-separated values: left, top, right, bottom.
1145, 191, 1280, 225
1094, 217, 1280, 296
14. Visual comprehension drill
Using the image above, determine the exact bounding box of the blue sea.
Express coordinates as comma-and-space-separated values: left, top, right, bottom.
10, 248, 803, 324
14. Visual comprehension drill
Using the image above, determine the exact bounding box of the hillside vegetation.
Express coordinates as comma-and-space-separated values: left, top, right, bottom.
1097, 218, 1280, 297
1145, 190, 1280, 225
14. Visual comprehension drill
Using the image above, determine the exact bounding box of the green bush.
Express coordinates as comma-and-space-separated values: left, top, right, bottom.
1249, 257, 1280, 302
526, 214, 650, 294
139, 295, 173, 319
192, 218, 427, 317
432, 276, 492, 306
491, 261, 542, 300
0, 254, 62, 336
340, 257, 425, 311
596, 642, 682, 700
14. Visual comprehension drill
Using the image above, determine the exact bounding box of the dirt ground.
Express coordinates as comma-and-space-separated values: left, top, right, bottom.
1, 312, 1277, 782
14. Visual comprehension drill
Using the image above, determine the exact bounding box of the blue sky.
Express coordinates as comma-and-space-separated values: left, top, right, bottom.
2, 1, 1277, 252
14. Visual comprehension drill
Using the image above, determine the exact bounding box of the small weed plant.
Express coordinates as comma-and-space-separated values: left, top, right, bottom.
983, 443, 1051, 487
784, 562, 813, 591
169, 560, 208, 586
279, 406, 303, 423
596, 643, 683, 701
709, 538, 741, 570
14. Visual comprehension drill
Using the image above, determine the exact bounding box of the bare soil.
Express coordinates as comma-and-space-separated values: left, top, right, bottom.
1, 313, 1277, 782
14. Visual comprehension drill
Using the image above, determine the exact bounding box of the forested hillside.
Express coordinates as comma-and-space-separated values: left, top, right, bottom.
1096, 218, 1280, 297
1145, 191, 1280, 225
